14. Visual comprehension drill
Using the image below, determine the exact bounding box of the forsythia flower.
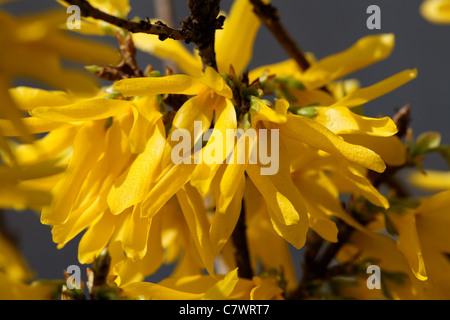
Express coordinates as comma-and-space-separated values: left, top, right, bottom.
421, 0, 450, 24
0, 5, 119, 144
6, 0, 449, 301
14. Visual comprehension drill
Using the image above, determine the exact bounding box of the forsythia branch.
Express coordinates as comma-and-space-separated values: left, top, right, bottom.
249, 0, 311, 72
63, 0, 191, 41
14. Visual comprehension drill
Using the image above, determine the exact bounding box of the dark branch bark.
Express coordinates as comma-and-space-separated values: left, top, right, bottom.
249, 0, 311, 72
64, 0, 191, 41
184, 0, 224, 71
231, 200, 253, 279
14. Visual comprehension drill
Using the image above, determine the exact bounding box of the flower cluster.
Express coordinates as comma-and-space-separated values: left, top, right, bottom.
1, 0, 450, 300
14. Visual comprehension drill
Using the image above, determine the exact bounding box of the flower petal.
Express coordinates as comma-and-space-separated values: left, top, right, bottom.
176, 183, 215, 275
301, 34, 396, 89
281, 114, 386, 173
114, 75, 204, 97
215, 0, 265, 75
388, 212, 428, 281
30, 99, 132, 122
132, 33, 203, 77
78, 210, 119, 264
41, 121, 106, 225
342, 134, 406, 167
314, 106, 398, 137
108, 120, 165, 215
421, 0, 450, 24
331, 69, 418, 109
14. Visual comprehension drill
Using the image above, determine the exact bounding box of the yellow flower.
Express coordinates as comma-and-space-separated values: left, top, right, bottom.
121, 268, 283, 300
0, 272, 57, 300
335, 230, 434, 299
0, 4, 120, 158
421, 0, 450, 24
408, 170, 450, 192
0, 233, 34, 282
385, 189, 450, 297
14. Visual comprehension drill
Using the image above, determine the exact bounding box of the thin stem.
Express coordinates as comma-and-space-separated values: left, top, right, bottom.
249, 0, 310, 72
184, 0, 224, 71
231, 199, 253, 279
64, 0, 191, 41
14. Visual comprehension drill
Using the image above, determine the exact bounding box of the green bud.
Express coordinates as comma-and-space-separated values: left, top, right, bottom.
147, 70, 162, 78
412, 131, 441, 157
289, 106, 318, 119
84, 65, 102, 75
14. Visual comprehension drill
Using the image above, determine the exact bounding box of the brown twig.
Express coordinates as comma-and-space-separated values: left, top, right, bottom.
183, 0, 225, 71
231, 199, 253, 279
85, 32, 144, 81
63, 0, 191, 41
249, 0, 311, 72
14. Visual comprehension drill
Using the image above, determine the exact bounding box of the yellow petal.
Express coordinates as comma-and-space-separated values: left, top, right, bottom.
199, 67, 233, 98
314, 106, 398, 137
122, 204, 151, 261
290, 88, 335, 107
215, 0, 264, 74
162, 91, 215, 167
210, 167, 245, 255
8, 87, 72, 111
251, 99, 287, 126
0, 77, 31, 142
128, 99, 163, 154
281, 114, 386, 173
190, 98, 237, 195
293, 171, 341, 242
0, 233, 34, 282
202, 268, 239, 300
415, 190, 450, 253
250, 277, 283, 300
246, 157, 306, 227
140, 162, 196, 219
121, 282, 203, 300
0, 273, 54, 300
331, 69, 418, 108
388, 212, 428, 281
114, 75, 204, 97
41, 121, 106, 225
421, 0, 450, 24
176, 184, 215, 275
325, 158, 389, 209
244, 138, 308, 248
132, 33, 203, 77
0, 186, 52, 210
248, 59, 300, 83
408, 170, 450, 192
108, 120, 165, 215
13, 126, 78, 166
301, 34, 396, 89
217, 131, 257, 213
342, 134, 406, 167
244, 179, 297, 292
30, 99, 132, 122
112, 212, 164, 285
0, 118, 71, 136
52, 196, 106, 246
78, 210, 119, 264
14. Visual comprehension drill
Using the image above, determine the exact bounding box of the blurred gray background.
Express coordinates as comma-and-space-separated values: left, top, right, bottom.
2, 0, 450, 282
